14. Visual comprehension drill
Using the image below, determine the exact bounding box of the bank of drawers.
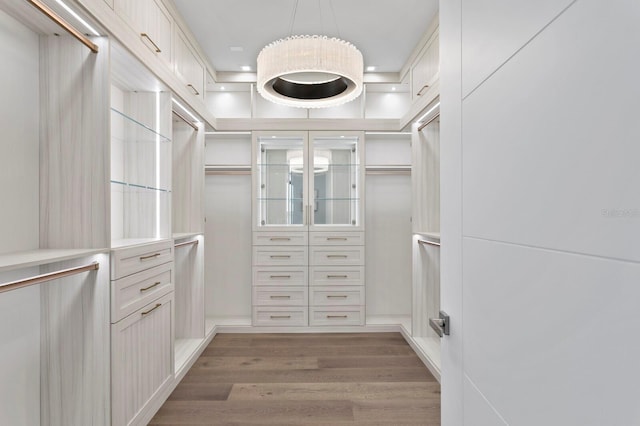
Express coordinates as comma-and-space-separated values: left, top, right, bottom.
252, 231, 365, 327
252, 232, 308, 326
309, 232, 365, 326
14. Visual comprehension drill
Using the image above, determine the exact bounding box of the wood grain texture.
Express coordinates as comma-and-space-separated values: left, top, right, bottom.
172, 117, 204, 234
412, 118, 440, 234
174, 239, 204, 339
413, 240, 441, 339
40, 255, 111, 426
150, 333, 440, 425
39, 35, 110, 249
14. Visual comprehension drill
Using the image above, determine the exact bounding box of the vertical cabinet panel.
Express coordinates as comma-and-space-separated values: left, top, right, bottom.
412, 32, 440, 101
111, 293, 173, 426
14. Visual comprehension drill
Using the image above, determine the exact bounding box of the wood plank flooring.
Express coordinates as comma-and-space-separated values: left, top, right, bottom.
149, 332, 441, 425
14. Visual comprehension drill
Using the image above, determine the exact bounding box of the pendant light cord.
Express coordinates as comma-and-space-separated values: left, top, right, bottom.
288, 0, 299, 36
328, 0, 341, 38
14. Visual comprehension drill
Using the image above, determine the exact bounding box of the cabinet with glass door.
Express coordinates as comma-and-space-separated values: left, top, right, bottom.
251, 131, 365, 327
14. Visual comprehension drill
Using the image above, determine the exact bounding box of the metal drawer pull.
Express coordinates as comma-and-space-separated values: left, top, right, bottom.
270, 255, 291, 259
187, 84, 200, 95
140, 253, 161, 261
327, 255, 348, 258
327, 295, 348, 299
270, 275, 291, 279
270, 237, 291, 241
140, 33, 161, 52
327, 275, 348, 279
141, 303, 162, 316
327, 315, 348, 319
327, 237, 348, 241
140, 281, 161, 292
270, 295, 291, 299
417, 84, 429, 96
270, 315, 291, 319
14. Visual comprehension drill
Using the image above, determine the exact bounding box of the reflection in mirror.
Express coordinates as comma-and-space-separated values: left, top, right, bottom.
312, 136, 359, 226
257, 136, 305, 226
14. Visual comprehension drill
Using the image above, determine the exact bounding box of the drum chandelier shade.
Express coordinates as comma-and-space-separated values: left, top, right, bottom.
256, 35, 364, 108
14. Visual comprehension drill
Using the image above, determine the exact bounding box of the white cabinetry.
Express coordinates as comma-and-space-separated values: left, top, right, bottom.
252, 131, 365, 327
411, 31, 439, 101
174, 26, 205, 101
114, 0, 173, 67
111, 292, 173, 426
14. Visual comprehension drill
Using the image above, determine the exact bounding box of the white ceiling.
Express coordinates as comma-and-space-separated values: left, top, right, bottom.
172, 0, 438, 74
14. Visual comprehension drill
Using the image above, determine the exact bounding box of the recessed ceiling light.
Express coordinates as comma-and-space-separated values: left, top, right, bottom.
220, 86, 225, 91
391, 86, 396, 91
230, 46, 244, 52
241, 66, 251, 71
366, 66, 376, 72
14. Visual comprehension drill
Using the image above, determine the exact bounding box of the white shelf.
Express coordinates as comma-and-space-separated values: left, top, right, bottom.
172, 232, 203, 241
111, 238, 171, 250
0, 248, 108, 273
413, 336, 441, 372
366, 315, 412, 331
415, 231, 440, 241
175, 338, 204, 374
206, 316, 252, 329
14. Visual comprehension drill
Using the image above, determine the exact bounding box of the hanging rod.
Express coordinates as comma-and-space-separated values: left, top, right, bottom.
174, 239, 199, 249
205, 165, 252, 175
27, 0, 99, 53
417, 113, 440, 132
172, 110, 198, 131
0, 261, 99, 295
365, 165, 411, 175
418, 239, 440, 247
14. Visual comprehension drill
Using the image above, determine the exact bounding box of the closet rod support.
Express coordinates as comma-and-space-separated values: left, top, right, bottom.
27, 0, 99, 53
0, 261, 99, 295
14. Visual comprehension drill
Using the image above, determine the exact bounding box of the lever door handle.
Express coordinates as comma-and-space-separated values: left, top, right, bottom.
429, 311, 450, 337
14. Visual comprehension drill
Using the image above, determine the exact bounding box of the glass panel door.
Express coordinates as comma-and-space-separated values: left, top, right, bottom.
255, 133, 307, 227
309, 132, 362, 228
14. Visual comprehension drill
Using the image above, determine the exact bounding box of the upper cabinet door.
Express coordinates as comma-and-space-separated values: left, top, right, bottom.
309, 131, 364, 231
253, 132, 309, 231
174, 27, 205, 101
114, 0, 173, 68
411, 32, 440, 101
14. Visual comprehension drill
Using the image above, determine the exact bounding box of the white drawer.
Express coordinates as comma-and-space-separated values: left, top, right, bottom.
111, 240, 173, 279
310, 232, 364, 246
310, 306, 364, 326
310, 246, 364, 266
253, 246, 308, 266
310, 286, 364, 306
253, 286, 308, 306
253, 232, 308, 246
252, 307, 308, 326
253, 267, 307, 286
309, 266, 365, 286
111, 263, 173, 323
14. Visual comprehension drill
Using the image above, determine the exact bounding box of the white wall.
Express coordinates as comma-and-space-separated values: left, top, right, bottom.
442, 0, 640, 424
0, 9, 39, 254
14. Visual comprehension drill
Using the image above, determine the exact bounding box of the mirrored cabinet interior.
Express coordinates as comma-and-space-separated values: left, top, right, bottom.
252, 131, 366, 327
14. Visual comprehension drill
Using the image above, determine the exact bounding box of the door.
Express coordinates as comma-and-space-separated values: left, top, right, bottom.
441, 0, 640, 424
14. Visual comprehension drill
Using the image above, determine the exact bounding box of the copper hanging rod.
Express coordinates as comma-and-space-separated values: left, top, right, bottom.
172, 110, 198, 131
174, 239, 199, 249
26, 0, 99, 53
0, 262, 99, 294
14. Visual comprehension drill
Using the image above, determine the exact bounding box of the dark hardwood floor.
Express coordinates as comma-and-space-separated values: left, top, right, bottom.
149, 332, 441, 425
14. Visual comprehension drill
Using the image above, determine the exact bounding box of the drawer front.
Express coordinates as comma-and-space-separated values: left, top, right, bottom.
111, 263, 173, 323
253, 232, 308, 246
253, 307, 308, 326
309, 232, 364, 246
253, 286, 308, 307
310, 246, 364, 266
253, 267, 307, 286
310, 307, 364, 326
111, 240, 173, 279
309, 266, 365, 286
253, 246, 308, 266
310, 286, 364, 306
111, 293, 173, 426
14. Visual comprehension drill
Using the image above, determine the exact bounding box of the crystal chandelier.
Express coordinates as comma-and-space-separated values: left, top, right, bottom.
256, 1, 363, 108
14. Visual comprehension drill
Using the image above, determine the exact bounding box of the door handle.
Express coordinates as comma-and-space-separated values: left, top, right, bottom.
429, 311, 450, 337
